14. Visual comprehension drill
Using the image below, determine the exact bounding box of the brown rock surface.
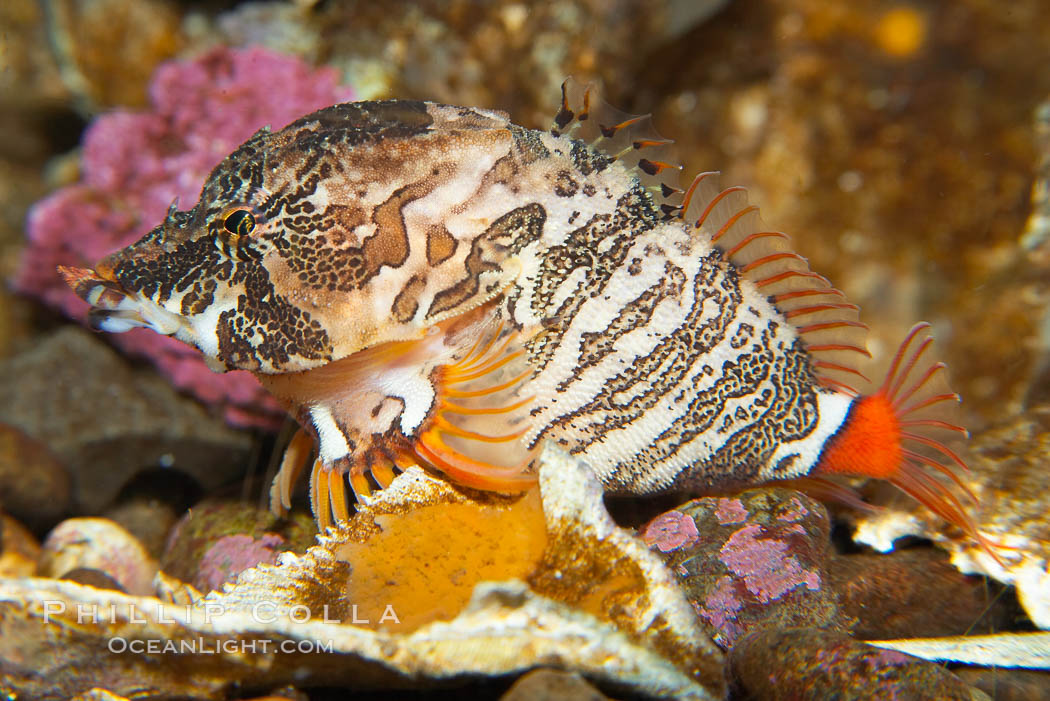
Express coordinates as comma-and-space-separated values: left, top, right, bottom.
0, 327, 252, 513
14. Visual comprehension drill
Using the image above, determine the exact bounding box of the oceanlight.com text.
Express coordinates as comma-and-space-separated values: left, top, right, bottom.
107, 637, 335, 655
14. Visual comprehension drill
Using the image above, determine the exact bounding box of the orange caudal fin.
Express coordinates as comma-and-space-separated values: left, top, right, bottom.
814, 323, 1005, 566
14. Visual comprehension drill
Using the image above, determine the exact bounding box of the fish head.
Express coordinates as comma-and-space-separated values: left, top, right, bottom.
62, 100, 518, 374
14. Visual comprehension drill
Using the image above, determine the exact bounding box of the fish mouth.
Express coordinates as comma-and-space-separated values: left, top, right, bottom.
58, 265, 184, 336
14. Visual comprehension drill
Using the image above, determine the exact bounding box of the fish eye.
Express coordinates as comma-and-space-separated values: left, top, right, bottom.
224, 209, 256, 236
216, 208, 261, 261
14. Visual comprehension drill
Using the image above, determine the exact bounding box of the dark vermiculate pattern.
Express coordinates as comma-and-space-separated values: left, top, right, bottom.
427, 203, 546, 319
533, 247, 742, 451
525, 190, 660, 370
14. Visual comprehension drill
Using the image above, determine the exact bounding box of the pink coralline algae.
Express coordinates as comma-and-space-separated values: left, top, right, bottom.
694, 575, 746, 642
719, 523, 821, 603
14, 47, 354, 428
641, 510, 700, 552
196, 532, 285, 592
714, 497, 748, 525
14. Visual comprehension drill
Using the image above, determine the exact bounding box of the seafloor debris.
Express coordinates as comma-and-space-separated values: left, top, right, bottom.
853, 407, 1050, 629
160, 500, 315, 593
0, 514, 39, 578
869, 631, 1050, 670
827, 549, 1014, 640
0, 445, 725, 700
728, 627, 987, 700
0, 420, 71, 530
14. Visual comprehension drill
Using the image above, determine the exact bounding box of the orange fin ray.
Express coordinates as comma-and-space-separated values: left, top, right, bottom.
457, 320, 504, 370
818, 376, 863, 395
878, 323, 928, 392
410, 320, 538, 491
812, 360, 870, 383
455, 325, 510, 374
270, 426, 314, 516
891, 358, 946, 407
328, 468, 350, 523
784, 303, 861, 320
886, 338, 935, 400
900, 448, 978, 503
725, 231, 789, 258
895, 392, 961, 417
348, 470, 372, 502
889, 462, 1004, 568
433, 415, 528, 443
443, 370, 533, 398
899, 431, 969, 472
774, 476, 881, 514
681, 171, 869, 387
370, 457, 397, 489
774, 287, 847, 303
309, 459, 332, 533
889, 464, 971, 532
898, 418, 968, 436
441, 395, 535, 416
814, 323, 1003, 565
414, 430, 537, 492
446, 348, 525, 384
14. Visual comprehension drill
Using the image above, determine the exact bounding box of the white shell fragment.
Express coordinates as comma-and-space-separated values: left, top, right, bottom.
868, 632, 1050, 669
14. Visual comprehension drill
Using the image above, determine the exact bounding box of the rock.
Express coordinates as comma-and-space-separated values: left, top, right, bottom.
13, 47, 352, 429
956, 668, 1050, 701
59, 567, 125, 592
828, 549, 1015, 640
337, 482, 547, 632
501, 668, 611, 701
728, 627, 988, 701
0, 327, 253, 513
38, 517, 157, 595
103, 498, 181, 562
652, 0, 1050, 423
43, 0, 182, 112
0, 0, 68, 113
195, 0, 728, 107
640, 488, 847, 647
0, 513, 40, 577
0, 420, 71, 530
70, 689, 133, 701
102, 468, 201, 559
160, 499, 315, 593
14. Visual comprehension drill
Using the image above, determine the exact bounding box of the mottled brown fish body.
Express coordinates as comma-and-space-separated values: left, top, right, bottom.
70, 86, 983, 547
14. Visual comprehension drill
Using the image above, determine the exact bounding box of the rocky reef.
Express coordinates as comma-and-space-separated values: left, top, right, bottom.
2, 1, 1049, 699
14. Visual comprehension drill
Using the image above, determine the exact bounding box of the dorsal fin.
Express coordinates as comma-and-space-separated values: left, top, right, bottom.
681, 171, 871, 392
552, 78, 684, 219
550, 79, 870, 390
